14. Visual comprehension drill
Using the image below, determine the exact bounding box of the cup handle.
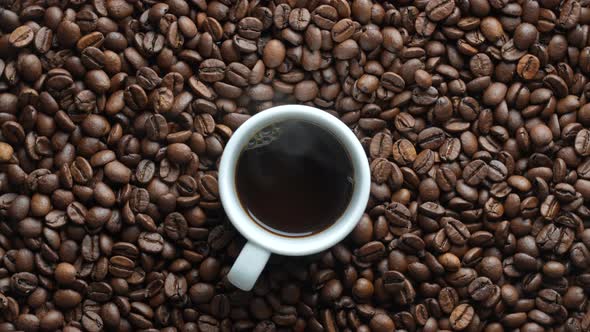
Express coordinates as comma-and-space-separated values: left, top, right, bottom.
227, 242, 270, 291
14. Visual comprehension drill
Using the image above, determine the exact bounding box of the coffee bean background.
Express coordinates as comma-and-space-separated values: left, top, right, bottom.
1, 0, 590, 331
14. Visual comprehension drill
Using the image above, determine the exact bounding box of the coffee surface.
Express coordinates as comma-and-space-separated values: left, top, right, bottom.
236, 120, 354, 236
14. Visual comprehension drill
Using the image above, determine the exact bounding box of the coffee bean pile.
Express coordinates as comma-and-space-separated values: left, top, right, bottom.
1, 0, 590, 330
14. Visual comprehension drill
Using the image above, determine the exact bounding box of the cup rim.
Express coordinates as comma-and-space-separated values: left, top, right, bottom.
219, 105, 370, 256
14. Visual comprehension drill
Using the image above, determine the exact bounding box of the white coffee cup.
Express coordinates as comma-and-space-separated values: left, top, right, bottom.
219, 105, 370, 291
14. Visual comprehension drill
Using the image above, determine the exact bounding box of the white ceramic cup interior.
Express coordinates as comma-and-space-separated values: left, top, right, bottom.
219, 105, 370, 291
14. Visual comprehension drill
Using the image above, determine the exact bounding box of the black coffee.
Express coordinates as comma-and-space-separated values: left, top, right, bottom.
235, 120, 354, 237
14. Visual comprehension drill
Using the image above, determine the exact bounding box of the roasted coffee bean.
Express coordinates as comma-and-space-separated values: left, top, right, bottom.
135, 160, 156, 184
450, 304, 474, 330
164, 273, 188, 301
385, 202, 412, 230
468, 277, 495, 301
517, 54, 540, 80
11, 272, 38, 295
418, 127, 446, 150
438, 287, 459, 314
463, 160, 489, 186
289, 8, 311, 31
426, 0, 455, 22
392, 139, 417, 166
355, 241, 385, 263
444, 218, 471, 245
514, 23, 538, 50
331, 18, 355, 43
109, 256, 134, 278
82, 310, 103, 332
575, 129, 590, 156
129, 188, 149, 212
414, 149, 435, 174
447, 268, 478, 287
138, 232, 164, 254
54, 289, 82, 309
369, 132, 392, 159
10, 26, 35, 48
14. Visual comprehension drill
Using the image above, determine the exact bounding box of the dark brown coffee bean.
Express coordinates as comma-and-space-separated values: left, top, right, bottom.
333, 39, 360, 60
575, 129, 590, 156
138, 232, 164, 254
438, 287, 459, 314
199, 59, 226, 83
370, 313, 395, 332
415, 13, 437, 37
289, 8, 311, 31
78, 31, 105, 51
463, 160, 489, 185
450, 304, 474, 330
444, 218, 471, 245
310, 5, 337, 30
331, 19, 355, 43
536, 289, 562, 314
164, 272, 188, 302
392, 139, 416, 166
262, 39, 286, 69
514, 23, 538, 50
11, 272, 38, 295
294, 80, 319, 102
447, 267, 477, 287
425, 0, 455, 22
517, 55, 540, 80
33, 27, 53, 53
385, 202, 412, 230
109, 255, 134, 278
82, 310, 103, 332
238, 17, 263, 39
439, 138, 461, 162
355, 241, 385, 263
104, 161, 131, 184
135, 160, 155, 184
70, 157, 93, 184
412, 86, 439, 105
9, 26, 34, 48
468, 277, 494, 301
273, 4, 291, 29
413, 149, 435, 175
470, 54, 494, 78
418, 127, 446, 150
558, 0, 580, 29
164, 212, 188, 241
381, 72, 405, 93
369, 132, 392, 159
54, 289, 82, 309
